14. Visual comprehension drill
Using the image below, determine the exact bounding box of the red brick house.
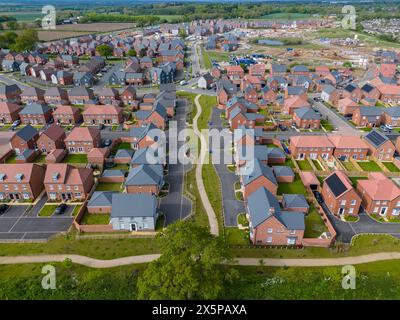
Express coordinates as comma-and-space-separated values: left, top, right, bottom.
53, 105, 82, 125
337, 97, 359, 115
21, 87, 45, 105
82, 105, 123, 125
44, 164, 94, 201
19, 103, 53, 125
247, 187, 305, 246
357, 172, 400, 218
37, 124, 66, 154
135, 104, 167, 129
225, 65, 244, 85
120, 85, 138, 107
289, 135, 334, 160
0, 163, 45, 201
328, 135, 369, 161
249, 63, 266, 78
293, 107, 320, 129
377, 85, 400, 104
10, 125, 39, 154
0, 102, 23, 123
322, 171, 361, 217
283, 96, 310, 115
364, 129, 395, 161
64, 127, 101, 153
44, 87, 69, 105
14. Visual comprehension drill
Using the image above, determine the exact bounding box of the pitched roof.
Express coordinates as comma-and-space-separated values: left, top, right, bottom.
290, 135, 334, 148
88, 191, 115, 207
65, 127, 100, 142
19, 103, 51, 115
294, 107, 320, 120
273, 165, 295, 178
241, 159, 277, 186
125, 164, 163, 187
364, 129, 390, 148
15, 124, 38, 141
41, 124, 65, 141
282, 193, 309, 209
358, 172, 400, 201
328, 135, 369, 149
324, 171, 353, 198
111, 193, 157, 218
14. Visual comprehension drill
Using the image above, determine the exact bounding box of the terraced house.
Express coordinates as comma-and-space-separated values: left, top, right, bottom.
64, 127, 101, 153
82, 105, 123, 125
289, 135, 334, 160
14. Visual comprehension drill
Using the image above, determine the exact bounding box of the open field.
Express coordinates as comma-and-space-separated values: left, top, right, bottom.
51, 23, 135, 32
37, 31, 92, 42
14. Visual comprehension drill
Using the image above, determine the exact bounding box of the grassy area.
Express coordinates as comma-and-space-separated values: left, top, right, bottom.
38, 205, 57, 217
72, 205, 82, 217
349, 176, 368, 187
296, 159, 313, 171
383, 162, 400, 172
312, 160, 323, 171
3, 259, 400, 299
202, 47, 212, 69
237, 213, 248, 227
341, 160, 356, 171
225, 228, 249, 245
344, 215, 359, 222
5, 155, 16, 164
112, 164, 130, 171
304, 205, 328, 238
202, 164, 224, 231
33, 154, 46, 163
206, 50, 231, 63
63, 154, 88, 163
111, 142, 132, 155
320, 119, 334, 131
357, 161, 382, 172
277, 173, 307, 195
155, 215, 165, 231
177, 91, 197, 124
80, 214, 110, 225
95, 182, 123, 191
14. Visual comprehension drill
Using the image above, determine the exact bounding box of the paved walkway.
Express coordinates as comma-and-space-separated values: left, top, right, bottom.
2, 252, 400, 268
193, 94, 219, 236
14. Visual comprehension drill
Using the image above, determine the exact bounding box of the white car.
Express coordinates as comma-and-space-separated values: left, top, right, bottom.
385, 124, 393, 130
179, 80, 188, 85
11, 120, 20, 127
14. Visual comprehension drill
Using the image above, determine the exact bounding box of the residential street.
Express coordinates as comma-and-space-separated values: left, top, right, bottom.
210, 107, 245, 227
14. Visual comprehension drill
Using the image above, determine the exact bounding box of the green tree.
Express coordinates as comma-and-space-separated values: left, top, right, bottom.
178, 28, 187, 39
127, 48, 137, 57
11, 29, 38, 52
343, 61, 352, 68
96, 44, 113, 59
6, 21, 18, 30
137, 221, 237, 300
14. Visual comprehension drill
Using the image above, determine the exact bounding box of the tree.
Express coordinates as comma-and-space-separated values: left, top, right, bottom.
127, 48, 137, 57
6, 21, 18, 30
137, 221, 237, 300
11, 29, 38, 52
96, 44, 113, 59
343, 61, 352, 68
178, 28, 187, 39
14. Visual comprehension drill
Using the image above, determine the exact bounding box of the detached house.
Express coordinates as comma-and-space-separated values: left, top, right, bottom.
352, 107, 382, 127
44, 164, 94, 201
124, 164, 164, 194
37, 124, 66, 154
247, 187, 305, 246
10, 125, 39, 154
0, 102, 23, 124
21, 87, 45, 105
134, 103, 167, 129
377, 85, 400, 104
68, 86, 95, 105
44, 87, 69, 106
64, 127, 101, 153
293, 107, 320, 129
321, 85, 340, 106
322, 171, 361, 217
364, 130, 395, 161
357, 172, 400, 218
0, 84, 21, 103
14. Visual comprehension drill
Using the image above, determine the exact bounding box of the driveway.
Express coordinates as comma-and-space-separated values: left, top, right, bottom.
210, 107, 245, 227
0, 204, 73, 241
160, 98, 192, 224
321, 202, 400, 243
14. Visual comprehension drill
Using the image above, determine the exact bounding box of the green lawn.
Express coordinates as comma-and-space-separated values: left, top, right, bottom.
81, 213, 110, 225
341, 160, 356, 171
95, 182, 123, 191
277, 173, 307, 195
320, 119, 334, 131
357, 161, 382, 172
349, 176, 368, 187
225, 228, 249, 246
202, 47, 212, 69
382, 162, 400, 172
111, 142, 132, 155
304, 205, 328, 238
237, 213, 249, 227
155, 215, 165, 231
206, 50, 231, 63
5, 155, 16, 164
112, 164, 130, 171
312, 160, 323, 171
296, 160, 313, 171
72, 205, 82, 217
33, 154, 46, 163
38, 205, 57, 217
63, 154, 88, 163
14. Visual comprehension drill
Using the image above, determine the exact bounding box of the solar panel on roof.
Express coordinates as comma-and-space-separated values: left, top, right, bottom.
366, 130, 386, 147
362, 84, 374, 93
325, 174, 348, 197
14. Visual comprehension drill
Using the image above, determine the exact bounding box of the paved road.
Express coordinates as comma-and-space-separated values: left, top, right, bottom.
93, 62, 123, 90
2, 252, 400, 268
210, 108, 245, 227
193, 94, 219, 236
160, 98, 192, 224
321, 202, 400, 243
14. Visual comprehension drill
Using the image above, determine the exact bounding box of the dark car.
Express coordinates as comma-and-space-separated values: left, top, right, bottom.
279, 124, 287, 131
104, 139, 112, 147
0, 204, 9, 215
314, 191, 323, 204
55, 204, 68, 215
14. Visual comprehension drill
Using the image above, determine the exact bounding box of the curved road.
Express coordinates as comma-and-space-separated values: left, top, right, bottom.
193, 94, 219, 236
2, 252, 400, 268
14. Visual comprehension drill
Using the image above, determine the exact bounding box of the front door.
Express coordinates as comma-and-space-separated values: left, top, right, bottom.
130, 223, 137, 231
338, 208, 345, 216
379, 207, 388, 216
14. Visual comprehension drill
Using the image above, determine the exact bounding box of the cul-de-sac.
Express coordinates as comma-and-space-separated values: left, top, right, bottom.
2, 0, 400, 301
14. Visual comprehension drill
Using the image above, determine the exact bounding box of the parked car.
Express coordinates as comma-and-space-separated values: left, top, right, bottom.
103, 139, 112, 147
385, 124, 393, 130
380, 125, 391, 133
279, 124, 287, 131
11, 119, 20, 128
55, 204, 67, 215
314, 191, 323, 204
0, 204, 9, 215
